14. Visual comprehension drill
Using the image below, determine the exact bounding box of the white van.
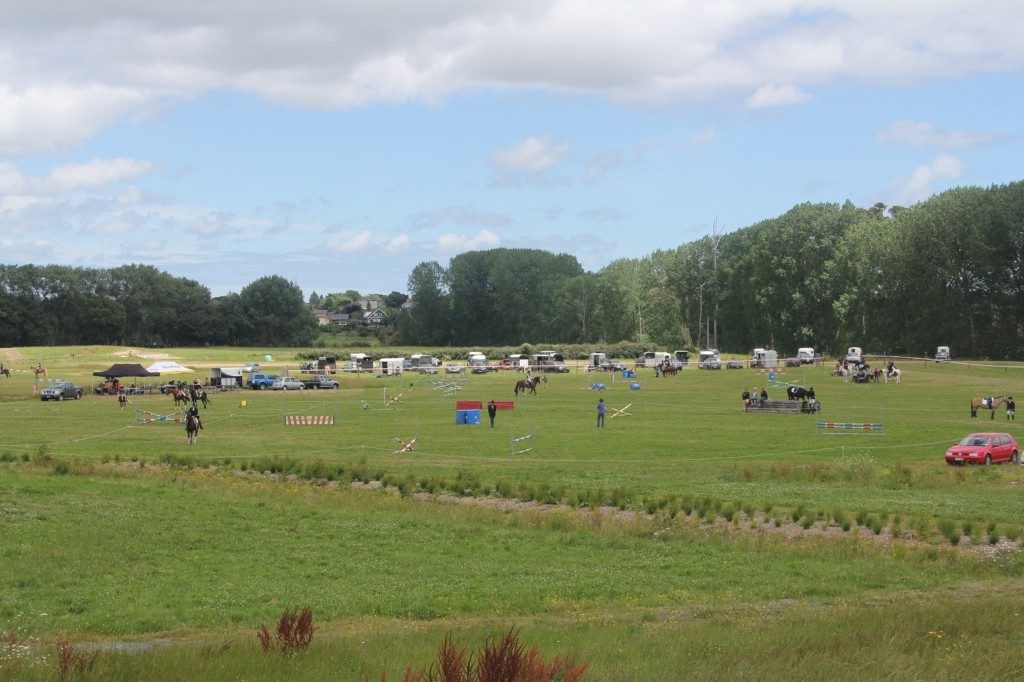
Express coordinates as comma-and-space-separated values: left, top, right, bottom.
673, 350, 690, 368
797, 347, 816, 364
845, 346, 863, 363
936, 346, 951, 362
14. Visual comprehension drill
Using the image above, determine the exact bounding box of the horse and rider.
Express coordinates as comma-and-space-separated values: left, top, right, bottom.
185, 403, 203, 443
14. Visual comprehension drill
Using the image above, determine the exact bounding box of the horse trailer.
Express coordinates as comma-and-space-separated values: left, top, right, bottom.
797, 347, 817, 364
673, 350, 690, 368
750, 348, 779, 369
698, 349, 721, 369
379, 358, 405, 376
845, 346, 863, 363
531, 352, 569, 373
639, 351, 671, 368
936, 346, 951, 362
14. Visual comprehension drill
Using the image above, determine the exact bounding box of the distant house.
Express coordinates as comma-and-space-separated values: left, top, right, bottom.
314, 309, 350, 327
357, 297, 382, 312
362, 308, 388, 325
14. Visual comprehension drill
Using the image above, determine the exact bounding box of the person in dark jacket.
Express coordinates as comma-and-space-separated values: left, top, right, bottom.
1007, 396, 1015, 421
487, 400, 497, 428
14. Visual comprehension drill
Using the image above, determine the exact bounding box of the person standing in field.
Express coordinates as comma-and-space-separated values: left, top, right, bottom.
597, 398, 606, 428
1007, 396, 1015, 421
487, 400, 497, 428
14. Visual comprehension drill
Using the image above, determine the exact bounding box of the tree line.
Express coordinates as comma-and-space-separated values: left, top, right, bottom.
2, 181, 1021, 357
0, 267, 318, 347
401, 182, 1024, 358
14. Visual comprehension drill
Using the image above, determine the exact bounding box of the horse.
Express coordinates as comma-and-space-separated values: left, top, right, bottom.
514, 377, 541, 396
658, 362, 678, 377
33, 365, 47, 378
971, 396, 1006, 420
884, 368, 902, 384
117, 393, 129, 410
185, 413, 200, 444
0, 367, 9, 378
189, 385, 210, 409
170, 388, 190, 408
786, 386, 815, 401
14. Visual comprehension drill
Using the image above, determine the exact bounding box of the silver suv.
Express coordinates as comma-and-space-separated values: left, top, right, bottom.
40, 381, 83, 401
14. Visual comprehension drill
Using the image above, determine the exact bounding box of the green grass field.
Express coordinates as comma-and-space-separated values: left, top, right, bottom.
1, 346, 1022, 679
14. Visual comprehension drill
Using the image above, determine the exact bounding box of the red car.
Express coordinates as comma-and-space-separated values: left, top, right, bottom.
945, 433, 1019, 465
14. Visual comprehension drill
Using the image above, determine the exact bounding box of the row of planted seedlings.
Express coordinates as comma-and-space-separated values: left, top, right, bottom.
22, 452, 1024, 549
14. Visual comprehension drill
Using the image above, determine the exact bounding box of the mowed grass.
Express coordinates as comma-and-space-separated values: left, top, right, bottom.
2, 467, 1002, 636
2, 346, 1024, 679
1, 346, 1022, 522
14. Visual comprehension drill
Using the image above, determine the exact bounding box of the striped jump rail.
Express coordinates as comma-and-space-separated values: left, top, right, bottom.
816, 421, 884, 433
284, 415, 335, 426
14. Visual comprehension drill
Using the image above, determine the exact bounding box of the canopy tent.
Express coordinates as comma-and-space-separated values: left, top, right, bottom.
93, 363, 160, 378
145, 360, 193, 374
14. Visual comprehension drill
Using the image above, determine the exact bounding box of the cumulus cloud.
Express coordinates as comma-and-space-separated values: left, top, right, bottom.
745, 83, 809, 109
0, 158, 155, 196
887, 155, 966, 205
491, 136, 568, 172
436, 229, 500, 252
1, 3, 1021, 150
324, 229, 373, 253
876, 120, 1006, 150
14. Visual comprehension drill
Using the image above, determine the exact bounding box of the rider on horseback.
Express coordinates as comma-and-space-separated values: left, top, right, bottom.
185, 404, 203, 431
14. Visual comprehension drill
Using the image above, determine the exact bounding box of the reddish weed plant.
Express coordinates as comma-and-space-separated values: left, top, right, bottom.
257, 607, 315, 656
375, 628, 588, 681
56, 636, 99, 680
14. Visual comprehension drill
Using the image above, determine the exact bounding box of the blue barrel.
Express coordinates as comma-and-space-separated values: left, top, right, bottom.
630, 383, 641, 391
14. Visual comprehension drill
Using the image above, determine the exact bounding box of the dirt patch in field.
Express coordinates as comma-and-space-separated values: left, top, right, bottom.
113, 349, 173, 360
0, 348, 25, 364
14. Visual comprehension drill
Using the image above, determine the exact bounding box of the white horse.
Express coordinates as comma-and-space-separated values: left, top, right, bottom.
884, 368, 902, 384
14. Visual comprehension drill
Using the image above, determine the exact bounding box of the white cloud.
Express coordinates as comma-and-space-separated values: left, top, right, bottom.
745, 84, 809, 109
324, 229, 373, 253
436, 229, 500, 252
411, 206, 512, 229
491, 136, 568, 172
887, 154, 966, 205
386, 234, 411, 252
876, 120, 1005, 150
47, 158, 156, 192
1, 3, 1023, 149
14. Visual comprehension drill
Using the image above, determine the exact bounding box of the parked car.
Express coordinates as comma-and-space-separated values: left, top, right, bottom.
269, 377, 305, 391
446, 364, 464, 374
302, 375, 339, 390
945, 433, 1018, 465
40, 381, 83, 401
242, 363, 261, 373
249, 373, 279, 390
726, 361, 744, 369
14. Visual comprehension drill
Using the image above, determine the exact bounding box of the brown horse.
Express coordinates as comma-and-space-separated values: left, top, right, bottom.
971, 396, 1006, 419
185, 413, 200, 444
659, 362, 678, 377
170, 388, 190, 408
514, 377, 541, 396
0, 367, 10, 378
117, 393, 129, 410
33, 364, 47, 378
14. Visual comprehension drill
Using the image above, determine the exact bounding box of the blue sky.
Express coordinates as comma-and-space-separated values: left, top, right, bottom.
1, 2, 1022, 297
